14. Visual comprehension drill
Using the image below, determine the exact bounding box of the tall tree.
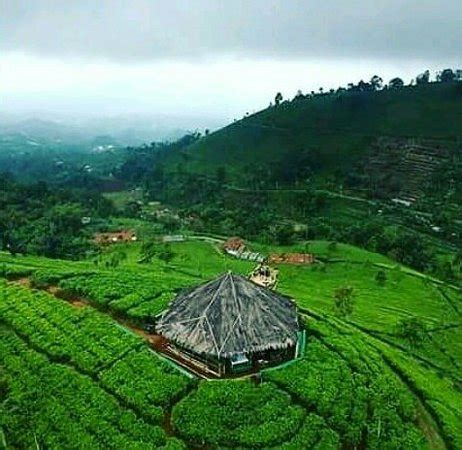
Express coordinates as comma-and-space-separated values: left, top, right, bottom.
437, 68, 455, 82
274, 92, 283, 106
370, 75, 383, 90
388, 77, 404, 89
333, 286, 355, 317
416, 70, 430, 84
293, 90, 304, 101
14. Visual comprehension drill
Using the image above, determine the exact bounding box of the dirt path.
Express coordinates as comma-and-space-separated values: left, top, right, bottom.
415, 401, 448, 450
15, 277, 31, 287
47, 285, 89, 308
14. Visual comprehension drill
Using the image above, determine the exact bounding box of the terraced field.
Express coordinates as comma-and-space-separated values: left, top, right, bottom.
0, 239, 461, 449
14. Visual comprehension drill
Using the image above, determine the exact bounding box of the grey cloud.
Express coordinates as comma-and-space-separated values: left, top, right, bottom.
1, 0, 461, 61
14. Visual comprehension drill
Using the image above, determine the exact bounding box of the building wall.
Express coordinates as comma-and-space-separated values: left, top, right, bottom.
174, 342, 296, 376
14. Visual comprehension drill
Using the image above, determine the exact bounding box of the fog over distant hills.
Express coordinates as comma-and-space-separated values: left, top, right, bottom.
0, 112, 223, 146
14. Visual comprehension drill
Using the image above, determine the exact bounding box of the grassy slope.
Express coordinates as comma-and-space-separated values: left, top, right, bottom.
84, 239, 462, 382
172, 82, 462, 181
1, 239, 461, 447
1, 239, 459, 374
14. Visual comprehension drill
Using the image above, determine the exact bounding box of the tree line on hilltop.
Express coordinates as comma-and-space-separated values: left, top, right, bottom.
272, 67, 462, 107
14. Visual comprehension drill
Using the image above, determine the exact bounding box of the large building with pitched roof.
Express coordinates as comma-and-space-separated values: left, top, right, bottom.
156, 272, 301, 375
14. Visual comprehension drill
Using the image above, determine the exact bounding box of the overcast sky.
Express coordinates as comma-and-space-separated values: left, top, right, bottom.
1, 0, 461, 127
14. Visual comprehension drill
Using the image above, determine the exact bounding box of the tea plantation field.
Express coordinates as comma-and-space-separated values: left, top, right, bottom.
0, 239, 461, 449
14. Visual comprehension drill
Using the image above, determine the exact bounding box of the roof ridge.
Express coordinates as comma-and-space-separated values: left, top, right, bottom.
229, 272, 250, 349
201, 272, 229, 318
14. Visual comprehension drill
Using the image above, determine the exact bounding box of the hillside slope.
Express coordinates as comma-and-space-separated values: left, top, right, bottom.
176, 82, 462, 188
113, 81, 462, 281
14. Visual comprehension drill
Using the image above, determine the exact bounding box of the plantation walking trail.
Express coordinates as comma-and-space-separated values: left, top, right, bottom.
126, 326, 220, 379
15, 277, 31, 288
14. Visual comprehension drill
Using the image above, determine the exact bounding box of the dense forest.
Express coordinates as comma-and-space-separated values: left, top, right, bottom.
0, 176, 113, 259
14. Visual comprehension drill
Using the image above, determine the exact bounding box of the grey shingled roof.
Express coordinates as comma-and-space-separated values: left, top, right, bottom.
156, 272, 299, 359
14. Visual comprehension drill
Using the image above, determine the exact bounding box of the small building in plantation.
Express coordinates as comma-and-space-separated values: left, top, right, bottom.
223, 237, 265, 263
269, 253, 315, 265
94, 230, 137, 245
223, 237, 246, 256
156, 272, 301, 376
250, 264, 278, 289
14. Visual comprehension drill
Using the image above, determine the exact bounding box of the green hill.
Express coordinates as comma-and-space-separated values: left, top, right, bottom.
128, 81, 461, 280
178, 81, 462, 185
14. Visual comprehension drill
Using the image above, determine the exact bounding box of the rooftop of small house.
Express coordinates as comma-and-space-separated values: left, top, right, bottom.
93, 230, 137, 245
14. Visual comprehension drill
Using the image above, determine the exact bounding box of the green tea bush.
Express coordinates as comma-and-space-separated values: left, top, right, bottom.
172, 380, 305, 448
0, 328, 176, 449
1, 283, 141, 373
99, 348, 195, 422
125, 292, 175, 321
0, 282, 193, 425
265, 340, 366, 446
265, 334, 426, 449
0, 264, 33, 279
279, 413, 339, 449
58, 271, 190, 319
30, 268, 95, 287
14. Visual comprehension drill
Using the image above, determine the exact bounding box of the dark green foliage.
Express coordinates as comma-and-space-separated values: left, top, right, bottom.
396, 316, 429, 347
416, 70, 430, 85
107, 81, 462, 282
103, 249, 128, 268
58, 270, 191, 321
274, 92, 283, 106
437, 69, 456, 83
279, 414, 339, 449
162, 82, 462, 183
375, 269, 387, 285
0, 281, 141, 373
30, 268, 96, 288
0, 178, 113, 259
265, 335, 426, 449
265, 340, 366, 446
0, 281, 193, 424
333, 285, 355, 317
389, 77, 404, 89
268, 223, 295, 245
341, 223, 438, 273
115, 133, 201, 186
99, 348, 195, 422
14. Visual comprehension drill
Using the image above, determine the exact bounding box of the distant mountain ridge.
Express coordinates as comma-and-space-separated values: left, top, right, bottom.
0, 115, 197, 147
